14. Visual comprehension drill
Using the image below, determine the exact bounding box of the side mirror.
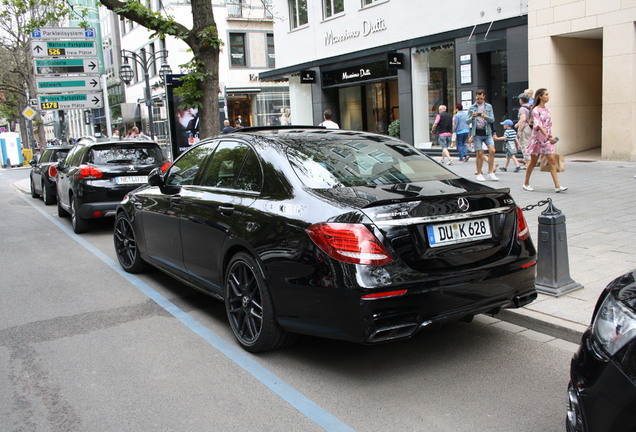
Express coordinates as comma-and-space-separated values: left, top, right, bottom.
29, 159, 36, 166
148, 167, 164, 186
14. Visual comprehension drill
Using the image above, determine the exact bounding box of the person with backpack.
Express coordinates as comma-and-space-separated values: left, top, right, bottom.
515, 93, 532, 168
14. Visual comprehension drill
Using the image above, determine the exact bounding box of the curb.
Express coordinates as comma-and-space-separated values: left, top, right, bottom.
497, 308, 587, 345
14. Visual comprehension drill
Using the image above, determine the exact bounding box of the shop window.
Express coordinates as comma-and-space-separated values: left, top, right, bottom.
289, 0, 308, 29
229, 33, 246, 67
267, 34, 275, 68
323, 0, 344, 19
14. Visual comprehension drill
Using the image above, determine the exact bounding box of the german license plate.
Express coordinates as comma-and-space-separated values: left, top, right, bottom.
115, 175, 147, 184
426, 217, 491, 247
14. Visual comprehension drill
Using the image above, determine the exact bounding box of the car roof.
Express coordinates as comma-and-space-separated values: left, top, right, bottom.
75, 136, 159, 147
228, 126, 402, 146
43, 145, 74, 150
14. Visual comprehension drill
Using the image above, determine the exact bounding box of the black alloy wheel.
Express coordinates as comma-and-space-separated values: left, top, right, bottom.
225, 252, 296, 352
42, 181, 54, 205
114, 213, 147, 273
70, 196, 88, 234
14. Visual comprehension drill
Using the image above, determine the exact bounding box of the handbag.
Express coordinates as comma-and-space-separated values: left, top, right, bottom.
540, 154, 565, 172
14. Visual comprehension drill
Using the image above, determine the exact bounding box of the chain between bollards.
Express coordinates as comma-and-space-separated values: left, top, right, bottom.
520, 197, 552, 212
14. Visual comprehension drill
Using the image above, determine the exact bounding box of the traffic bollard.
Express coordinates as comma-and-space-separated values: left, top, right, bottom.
535, 200, 583, 296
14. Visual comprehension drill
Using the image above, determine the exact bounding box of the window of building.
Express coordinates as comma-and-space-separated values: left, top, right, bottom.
361, 0, 387, 7
229, 33, 246, 67
323, 0, 344, 19
263, 0, 273, 18
149, 43, 157, 76
267, 33, 275, 68
289, 0, 308, 29
227, 0, 242, 18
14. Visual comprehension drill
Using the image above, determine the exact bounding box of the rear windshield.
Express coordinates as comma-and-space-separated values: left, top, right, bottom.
88, 144, 164, 165
52, 149, 70, 162
287, 134, 456, 188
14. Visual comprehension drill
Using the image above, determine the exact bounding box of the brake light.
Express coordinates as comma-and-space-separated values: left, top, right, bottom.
516, 206, 529, 241
361, 289, 407, 300
77, 164, 103, 179
48, 165, 58, 178
160, 161, 171, 172
306, 223, 393, 265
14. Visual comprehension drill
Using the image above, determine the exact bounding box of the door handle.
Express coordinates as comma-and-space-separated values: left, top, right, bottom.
219, 205, 234, 216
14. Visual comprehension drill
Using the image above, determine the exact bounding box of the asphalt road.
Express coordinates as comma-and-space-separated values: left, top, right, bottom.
1, 167, 574, 432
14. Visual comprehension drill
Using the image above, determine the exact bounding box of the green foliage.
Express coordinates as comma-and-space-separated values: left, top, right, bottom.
388, 119, 400, 137
107, 1, 185, 40
173, 57, 210, 110
198, 26, 223, 50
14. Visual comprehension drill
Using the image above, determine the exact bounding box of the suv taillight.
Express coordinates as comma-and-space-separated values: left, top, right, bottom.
77, 164, 103, 179
307, 223, 393, 265
48, 165, 58, 178
517, 206, 529, 241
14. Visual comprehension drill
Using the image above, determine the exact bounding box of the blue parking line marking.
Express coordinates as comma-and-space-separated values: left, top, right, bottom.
22, 196, 355, 432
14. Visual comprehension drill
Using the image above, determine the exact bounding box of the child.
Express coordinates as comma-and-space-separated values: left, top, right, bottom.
494, 120, 521, 172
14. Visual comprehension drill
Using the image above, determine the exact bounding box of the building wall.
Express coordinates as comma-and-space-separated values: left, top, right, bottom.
528, 0, 636, 160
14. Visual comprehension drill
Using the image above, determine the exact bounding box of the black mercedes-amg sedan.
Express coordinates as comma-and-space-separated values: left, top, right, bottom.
567, 270, 636, 432
114, 127, 537, 352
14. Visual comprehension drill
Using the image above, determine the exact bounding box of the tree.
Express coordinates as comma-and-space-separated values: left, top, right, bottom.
0, 0, 77, 146
99, 0, 223, 137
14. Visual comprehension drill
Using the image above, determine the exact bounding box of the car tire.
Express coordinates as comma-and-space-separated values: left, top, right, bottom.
42, 181, 54, 205
225, 252, 296, 353
114, 212, 148, 273
30, 177, 39, 198
70, 196, 88, 234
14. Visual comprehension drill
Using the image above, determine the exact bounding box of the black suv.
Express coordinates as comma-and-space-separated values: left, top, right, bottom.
29, 145, 74, 205
56, 136, 168, 233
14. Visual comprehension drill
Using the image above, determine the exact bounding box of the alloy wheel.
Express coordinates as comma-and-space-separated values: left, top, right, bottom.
226, 260, 264, 345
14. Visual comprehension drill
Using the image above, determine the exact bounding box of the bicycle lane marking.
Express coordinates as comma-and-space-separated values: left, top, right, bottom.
21, 194, 355, 432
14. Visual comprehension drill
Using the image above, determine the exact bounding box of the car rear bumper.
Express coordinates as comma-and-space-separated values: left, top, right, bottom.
78, 201, 120, 219
567, 331, 636, 432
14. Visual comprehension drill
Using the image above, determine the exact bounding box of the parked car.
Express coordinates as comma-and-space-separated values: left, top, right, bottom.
567, 270, 636, 432
29, 145, 74, 205
56, 136, 169, 233
113, 127, 537, 352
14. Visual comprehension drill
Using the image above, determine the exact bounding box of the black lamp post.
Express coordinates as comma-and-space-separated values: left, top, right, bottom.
119, 48, 172, 137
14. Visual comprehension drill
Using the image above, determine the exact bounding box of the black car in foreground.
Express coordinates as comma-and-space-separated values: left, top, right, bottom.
114, 127, 537, 352
56, 136, 168, 233
29, 145, 74, 205
567, 270, 636, 432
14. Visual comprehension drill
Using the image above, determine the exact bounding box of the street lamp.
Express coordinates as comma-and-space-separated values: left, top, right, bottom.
119, 48, 172, 138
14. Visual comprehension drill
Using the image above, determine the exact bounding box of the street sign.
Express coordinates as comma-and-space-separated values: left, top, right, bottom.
31, 27, 96, 39
34, 58, 99, 75
29, 98, 39, 107
38, 93, 103, 110
22, 107, 38, 120
31, 40, 98, 58
36, 76, 102, 93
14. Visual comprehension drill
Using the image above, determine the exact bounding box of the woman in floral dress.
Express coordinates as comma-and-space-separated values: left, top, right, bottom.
522, 88, 568, 193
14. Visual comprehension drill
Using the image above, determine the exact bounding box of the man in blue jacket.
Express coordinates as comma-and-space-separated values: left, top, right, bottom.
466, 89, 498, 181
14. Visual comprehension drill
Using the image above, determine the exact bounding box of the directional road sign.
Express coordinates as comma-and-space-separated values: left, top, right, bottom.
31, 27, 96, 39
34, 58, 99, 75
36, 76, 102, 93
38, 93, 104, 110
31, 40, 97, 58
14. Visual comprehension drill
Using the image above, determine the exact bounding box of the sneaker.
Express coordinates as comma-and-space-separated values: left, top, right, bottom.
464, 156, 470, 162
499, 167, 507, 172
486, 173, 499, 181
476, 174, 486, 182
555, 186, 568, 193
513, 167, 521, 173
446, 160, 453, 166
522, 184, 534, 191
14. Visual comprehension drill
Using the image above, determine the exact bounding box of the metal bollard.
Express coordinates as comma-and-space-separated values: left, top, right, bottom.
535, 200, 583, 296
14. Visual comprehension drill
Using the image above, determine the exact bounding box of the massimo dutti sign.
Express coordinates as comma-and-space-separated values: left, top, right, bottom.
322, 60, 397, 87
324, 18, 387, 46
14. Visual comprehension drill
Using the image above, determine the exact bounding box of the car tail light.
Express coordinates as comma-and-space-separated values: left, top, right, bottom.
77, 164, 103, 179
361, 289, 407, 300
48, 165, 58, 178
516, 206, 529, 241
160, 161, 171, 172
306, 223, 393, 265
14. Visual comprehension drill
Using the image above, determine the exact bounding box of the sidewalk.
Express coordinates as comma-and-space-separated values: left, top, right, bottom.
11, 152, 636, 343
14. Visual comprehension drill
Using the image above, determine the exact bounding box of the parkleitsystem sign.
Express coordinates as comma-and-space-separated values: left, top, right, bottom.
36, 76, 102, 93
31, 40, 97, 58
38, 93, 104, 110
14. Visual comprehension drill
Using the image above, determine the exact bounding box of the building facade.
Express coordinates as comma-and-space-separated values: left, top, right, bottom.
528, 0, 636, 161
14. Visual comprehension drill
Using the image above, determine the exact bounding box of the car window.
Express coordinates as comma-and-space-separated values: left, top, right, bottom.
166, 142, 216, 186
52, 149, 70, 162
234, 148, 262, 192
287, 137, 455, 188
39, 150, 52, 163
64, 145, 87, 167
200, 141, 254, 189
88, 145, 164, 165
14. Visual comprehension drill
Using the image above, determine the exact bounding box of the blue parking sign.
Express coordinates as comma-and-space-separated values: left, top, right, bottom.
31, 28, 42, 38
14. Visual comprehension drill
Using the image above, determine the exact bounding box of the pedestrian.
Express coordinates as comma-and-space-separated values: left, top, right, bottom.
453, 103, 470, 162
127, 126, 139, 138
525, 88, 534, 105
112, 129, 120, 137
494, 120, 521, 172
515, 93, 532, 168
235, 115, 243, 128
466, 89, 498, 181
319, 109, 340, 129
522, 88, 568, 193
221, 119, 235, 134
431, 105, 453, 165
